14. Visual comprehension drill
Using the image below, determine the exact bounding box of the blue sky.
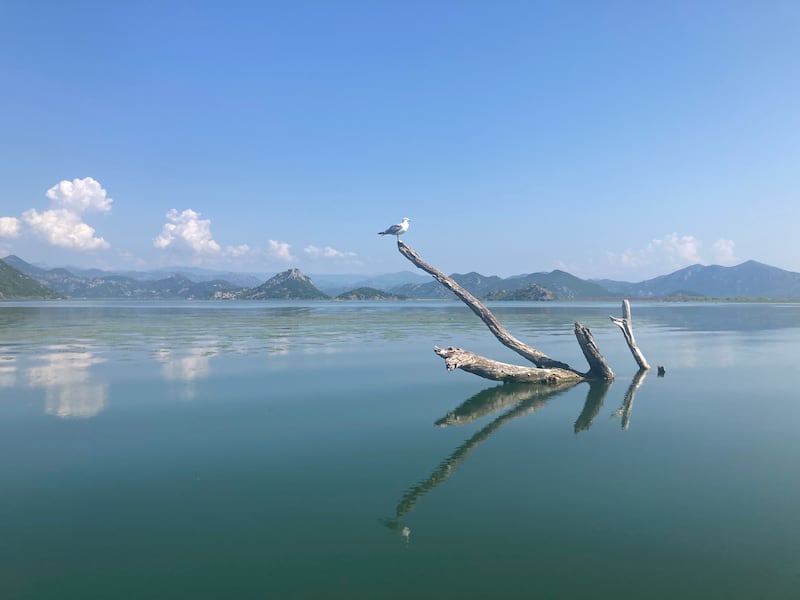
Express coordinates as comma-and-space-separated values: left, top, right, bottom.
1, 1, 798, 280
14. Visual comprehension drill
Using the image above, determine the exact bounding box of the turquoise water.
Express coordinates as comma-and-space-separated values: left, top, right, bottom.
1, 301, 800, 599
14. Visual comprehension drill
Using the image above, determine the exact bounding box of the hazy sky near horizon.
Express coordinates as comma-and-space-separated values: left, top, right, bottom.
1, 1, 798, 280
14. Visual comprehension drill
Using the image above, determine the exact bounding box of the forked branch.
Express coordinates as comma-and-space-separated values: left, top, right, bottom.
397, 239, 614, 382
610, 299, 650, 370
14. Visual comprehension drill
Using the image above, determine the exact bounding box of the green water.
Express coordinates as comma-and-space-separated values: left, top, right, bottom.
1, 301, 800, 599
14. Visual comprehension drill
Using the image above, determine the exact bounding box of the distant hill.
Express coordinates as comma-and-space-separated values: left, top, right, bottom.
485, 283, 555, 301
391, 272, 505, 299
334, 287, 407, 300
0, 258, 62, 299
312, 271, 429, 296
391, 269, 611, 300
238, 269, 329, 300
597, 260, 800, 299
3, 255, 241, 299
512, 270, 612, 299
6, 253, 800, 300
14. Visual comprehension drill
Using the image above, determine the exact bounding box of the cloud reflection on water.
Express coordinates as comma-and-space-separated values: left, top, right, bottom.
25, 347, 107, 418
155, 344, 219, 400
0, 355, 17, 388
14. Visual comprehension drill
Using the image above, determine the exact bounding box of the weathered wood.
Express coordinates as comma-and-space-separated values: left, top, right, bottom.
574, 322, 614, 380
610, 299, 650, 370
398, 240, 572, 370
433, 346, 583, 384
397, 240, 616, 383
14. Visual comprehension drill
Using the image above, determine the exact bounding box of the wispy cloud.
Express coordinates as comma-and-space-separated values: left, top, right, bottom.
268, 240, 295, 261
226, 244, 252, 258
712, 238, 738, 264
609, 233, 702, 271
22, 177, 111, 250
303, 244, 357, 260
648, 233, 702, 264
604, 232, 740, 279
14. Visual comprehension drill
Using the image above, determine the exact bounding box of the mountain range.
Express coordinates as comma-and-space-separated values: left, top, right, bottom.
3, 254, 800, 300
0, 259, 62, 299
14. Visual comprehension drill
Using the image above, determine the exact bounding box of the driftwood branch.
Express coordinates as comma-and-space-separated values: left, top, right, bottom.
433, 346, 583, 384
397, 239, 614, 382
610, 299, 650, 370
397, 240, 571, 370
574, 322, 614, 380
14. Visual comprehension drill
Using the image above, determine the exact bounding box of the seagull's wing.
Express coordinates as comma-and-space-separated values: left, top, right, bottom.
378, 223, 402, 235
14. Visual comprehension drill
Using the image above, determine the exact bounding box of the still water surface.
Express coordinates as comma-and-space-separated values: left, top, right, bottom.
1, 301, 799, 599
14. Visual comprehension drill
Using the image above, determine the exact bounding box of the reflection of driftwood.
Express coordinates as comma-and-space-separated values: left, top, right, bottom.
437, 380, 578, 427
397, 240, 614, 382
383, 383, 574, 536
573, 381, 613, 433
610, 299, 650, 370
612, 369, 649, 430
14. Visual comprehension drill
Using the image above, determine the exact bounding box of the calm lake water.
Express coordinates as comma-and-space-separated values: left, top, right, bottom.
1, 300, 800, 599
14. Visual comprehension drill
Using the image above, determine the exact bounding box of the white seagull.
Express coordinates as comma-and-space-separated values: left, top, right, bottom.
378, 217, 411, 239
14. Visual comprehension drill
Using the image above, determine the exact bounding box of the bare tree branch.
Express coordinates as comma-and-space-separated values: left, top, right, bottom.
397, 240, 572, 369
610, 299, 650, 370
397, 239, 614, 382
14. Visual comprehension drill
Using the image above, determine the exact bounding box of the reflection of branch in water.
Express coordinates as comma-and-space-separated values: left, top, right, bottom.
611, 368, 649, 430
436, 381, 577, 427
382, 382, 575, 538
573, 381, 613, 434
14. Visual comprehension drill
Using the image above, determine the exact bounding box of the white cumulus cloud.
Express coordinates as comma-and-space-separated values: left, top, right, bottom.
268, 240, 295, 261
154, 209, 222, 254
23, 208, 109, 250
46, 177, 112, 213
21, 177, 112, 251
304, 244, 357, 259
0, 217, 20, 238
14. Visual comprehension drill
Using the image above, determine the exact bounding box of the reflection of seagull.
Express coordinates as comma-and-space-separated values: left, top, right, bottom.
378, 217, 410, 239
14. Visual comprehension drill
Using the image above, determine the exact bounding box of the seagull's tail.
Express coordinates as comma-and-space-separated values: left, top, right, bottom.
378, 231, 387, 235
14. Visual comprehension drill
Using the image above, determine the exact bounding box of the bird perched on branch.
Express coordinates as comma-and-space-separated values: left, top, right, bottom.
378, 217, 411, 239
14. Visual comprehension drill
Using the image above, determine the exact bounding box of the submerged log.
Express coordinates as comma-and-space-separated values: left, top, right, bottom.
397, 239, 614, 382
